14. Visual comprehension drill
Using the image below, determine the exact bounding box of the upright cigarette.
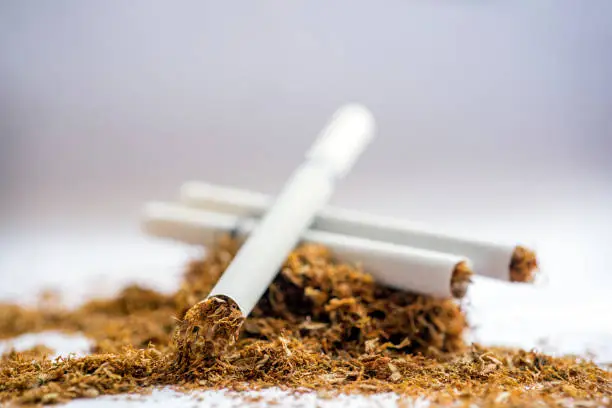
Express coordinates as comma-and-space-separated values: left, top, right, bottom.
170, 105, 376, 366
142, 202, 472, 299
180, 183, 537, 282
207, 104, 376, 316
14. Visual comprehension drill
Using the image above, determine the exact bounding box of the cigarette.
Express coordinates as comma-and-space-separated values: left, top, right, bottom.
205, 104, 376, 316
180, 183, 537, 282
170, 104, 376, 365
142, 202, 473, 299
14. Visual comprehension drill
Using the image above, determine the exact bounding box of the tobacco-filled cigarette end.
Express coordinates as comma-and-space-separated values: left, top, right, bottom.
172, 295, 244, 369
450, 261, 473, 299
509, 246, 538, 283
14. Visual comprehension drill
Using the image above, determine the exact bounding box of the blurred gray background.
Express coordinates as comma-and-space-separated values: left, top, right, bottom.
1, 1, 611, 356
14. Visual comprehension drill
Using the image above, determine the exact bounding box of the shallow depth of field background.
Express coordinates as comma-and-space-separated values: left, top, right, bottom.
1, 1, 611, 360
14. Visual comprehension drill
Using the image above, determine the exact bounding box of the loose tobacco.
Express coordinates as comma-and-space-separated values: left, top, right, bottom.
0, 237, 609, 407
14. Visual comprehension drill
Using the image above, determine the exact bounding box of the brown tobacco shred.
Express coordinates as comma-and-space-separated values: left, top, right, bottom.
509, 245, 539, 282
1, 237, 609, 407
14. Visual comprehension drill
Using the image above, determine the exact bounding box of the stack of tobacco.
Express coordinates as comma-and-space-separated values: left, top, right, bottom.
1, 237, 610, 406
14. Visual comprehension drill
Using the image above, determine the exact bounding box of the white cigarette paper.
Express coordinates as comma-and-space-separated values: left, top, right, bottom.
200, 104, 376, 315
180, 182, 516, 281
142, 202, 467, 299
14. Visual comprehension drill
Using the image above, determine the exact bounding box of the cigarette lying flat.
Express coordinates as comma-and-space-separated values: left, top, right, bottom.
180, 182, 537, 282
142, 202, 473, 299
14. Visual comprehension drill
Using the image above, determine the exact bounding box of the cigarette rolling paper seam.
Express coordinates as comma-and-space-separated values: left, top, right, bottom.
180, 182, 536, 282
142, 202, 471, 299
203, 104, 376, 316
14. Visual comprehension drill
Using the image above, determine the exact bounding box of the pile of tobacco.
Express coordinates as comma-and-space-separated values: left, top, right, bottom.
0, 237, 610, 406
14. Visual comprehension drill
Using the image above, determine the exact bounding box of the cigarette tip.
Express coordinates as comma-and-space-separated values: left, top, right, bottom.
509, 246, 538, 283
451, 261, 473, 299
